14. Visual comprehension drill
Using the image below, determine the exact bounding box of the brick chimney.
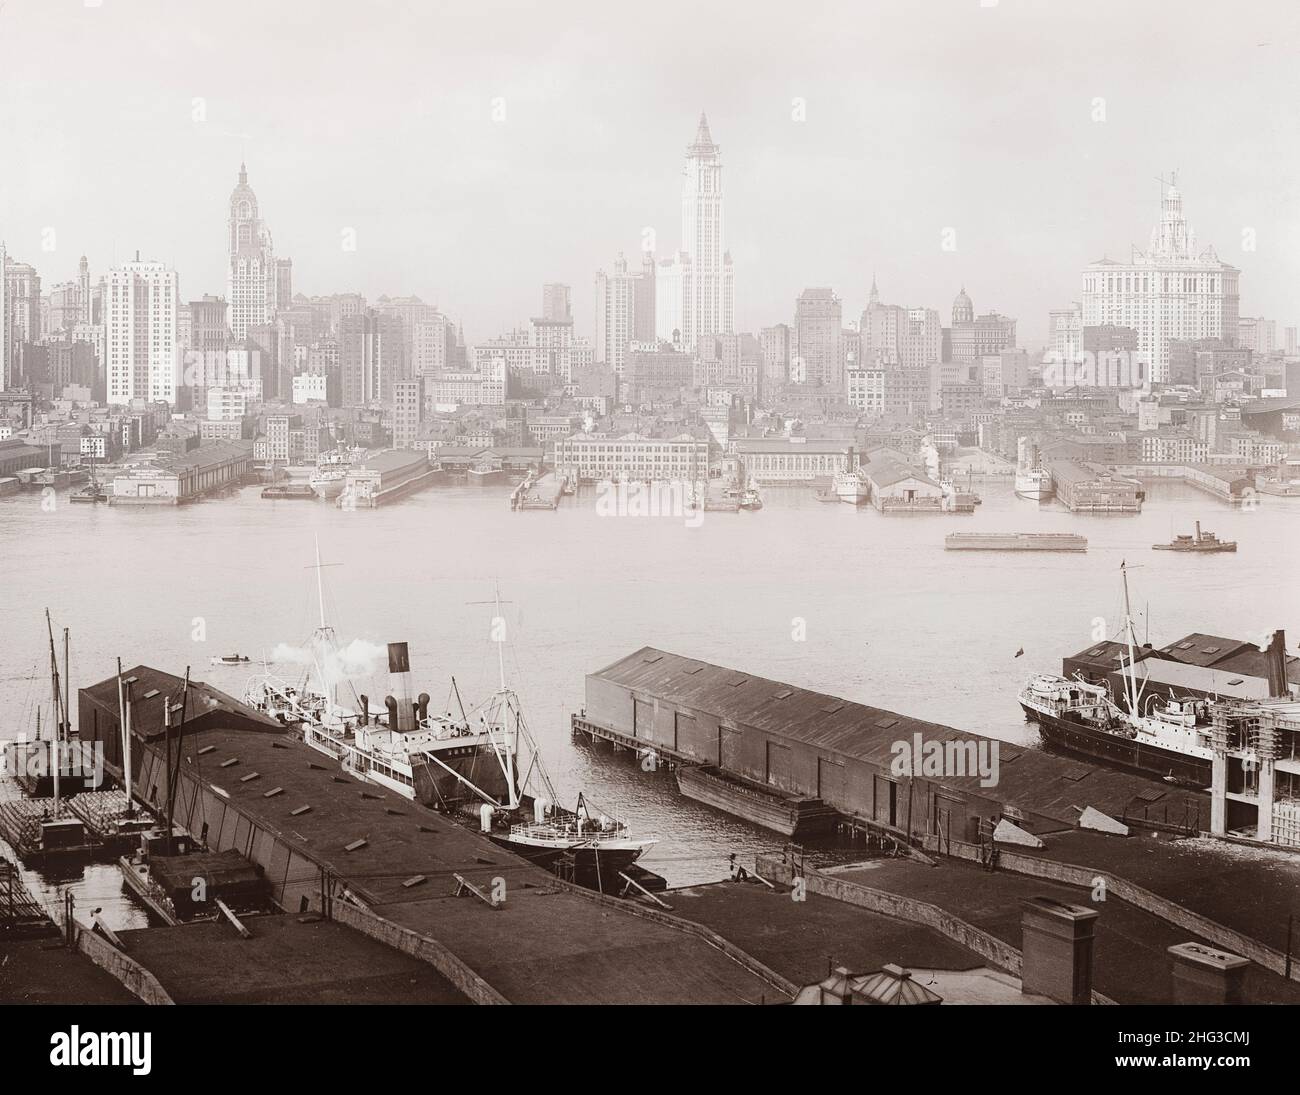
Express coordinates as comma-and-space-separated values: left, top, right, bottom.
1167, 942, 1250, 1005
1020, 897, 1099, 1004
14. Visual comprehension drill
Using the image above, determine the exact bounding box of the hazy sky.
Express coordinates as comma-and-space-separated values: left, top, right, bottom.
2, 0, 1298, 346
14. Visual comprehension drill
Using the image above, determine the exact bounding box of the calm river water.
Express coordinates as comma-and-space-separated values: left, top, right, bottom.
2, 472, 1297, 925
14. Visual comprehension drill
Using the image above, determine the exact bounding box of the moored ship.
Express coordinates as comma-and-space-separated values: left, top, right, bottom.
832, 469, 869, 505
1018, 564, 1215, 786
1014, 437, 1054, 501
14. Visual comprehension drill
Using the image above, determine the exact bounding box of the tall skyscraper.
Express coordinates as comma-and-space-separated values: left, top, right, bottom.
595, 253, 641, 377
104, 256, 180, 405
339, 309, 405, 407
541, 283, 572, 322
759, 323, 791, 387
655, 114, 734, 351
1081, 177, 1240, 383
227, 163, 277, 339
4, 253, 42, 349
791, 288, 843, 388
0, 241, 8, 391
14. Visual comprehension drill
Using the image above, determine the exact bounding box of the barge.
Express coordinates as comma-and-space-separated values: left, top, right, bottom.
676, 764, 838, 838
945, 532, 1087, 552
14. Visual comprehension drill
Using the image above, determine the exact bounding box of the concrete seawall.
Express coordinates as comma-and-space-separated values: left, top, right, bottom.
331, 900, 509, 1005
71, 919, 175, 1005
755, 854, 1116, 1005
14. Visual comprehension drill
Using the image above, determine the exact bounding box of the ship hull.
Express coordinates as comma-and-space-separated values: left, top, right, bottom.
1022, 704, 1211, 785
676, 764, 838, 837
311, 478, 345, 501
486, 833, 645, 888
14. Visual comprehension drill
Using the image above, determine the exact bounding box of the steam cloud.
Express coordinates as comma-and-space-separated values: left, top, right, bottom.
269, 638, 389, 681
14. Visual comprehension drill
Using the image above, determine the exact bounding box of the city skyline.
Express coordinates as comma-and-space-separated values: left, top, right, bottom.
1, 0, 1297, 346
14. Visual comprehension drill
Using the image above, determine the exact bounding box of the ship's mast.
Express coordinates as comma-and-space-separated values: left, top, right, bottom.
314, 535, 327, 630
45, 611, 62, 814
305, 535, 342, 705
1120, 562, 1143, 717
117, 658, 133, 813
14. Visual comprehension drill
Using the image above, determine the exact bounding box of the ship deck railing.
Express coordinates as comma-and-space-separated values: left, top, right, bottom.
507, 820, 648, 842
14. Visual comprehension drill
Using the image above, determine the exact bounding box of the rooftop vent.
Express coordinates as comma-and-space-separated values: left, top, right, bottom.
876, 716, 898, 729
773, 689, 793, 700
142, 689, 160, 700
642, 653, 663, 664
822, 701, 845, 714
239, 772, 260, 783
682, 665, 706, 675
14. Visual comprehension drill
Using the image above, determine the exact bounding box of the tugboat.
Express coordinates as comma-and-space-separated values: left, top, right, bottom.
210, 653, 251, 666
1017, 563, 1214, 785
738, 480, 763, 510
1153, 521, 1236, 553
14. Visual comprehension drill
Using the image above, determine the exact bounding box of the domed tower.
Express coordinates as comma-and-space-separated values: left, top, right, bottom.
952, 286, 973, 327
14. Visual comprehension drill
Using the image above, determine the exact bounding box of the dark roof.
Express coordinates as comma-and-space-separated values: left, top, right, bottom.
588, 648, 1205, 825
79, 666, 281, 742
1158, 634, 1253, 668
1062, 639, 1136, 671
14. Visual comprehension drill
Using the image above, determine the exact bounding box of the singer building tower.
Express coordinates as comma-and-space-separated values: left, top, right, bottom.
656, 114, 734, 351
227, 163, 278, 340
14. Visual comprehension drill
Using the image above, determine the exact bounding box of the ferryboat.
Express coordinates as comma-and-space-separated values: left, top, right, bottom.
1014, 437, 1054, 501
738, 481, 763, 510
833, 470, 869, 505
309, 466, 347, 501
1018, 563, 1214, 786
1153, 521, 1236, 553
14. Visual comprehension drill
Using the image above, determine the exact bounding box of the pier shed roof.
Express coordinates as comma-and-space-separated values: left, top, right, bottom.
79, 666, 281, 743
590, 647, 1206, 827
127, 720, 787, 1004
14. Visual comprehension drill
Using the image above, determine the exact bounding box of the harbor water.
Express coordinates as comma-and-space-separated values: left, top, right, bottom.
1, 476, 1298, 925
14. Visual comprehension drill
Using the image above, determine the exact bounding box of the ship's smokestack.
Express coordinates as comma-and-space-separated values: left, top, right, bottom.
388, 642, 416, 731
417, 692, 430, 720
358, 694, 369, 726
1266, 630, 1289, 698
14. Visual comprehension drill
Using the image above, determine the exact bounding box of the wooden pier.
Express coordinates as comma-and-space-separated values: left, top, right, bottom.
0, 856, 57, 939
571, 714, 698, 768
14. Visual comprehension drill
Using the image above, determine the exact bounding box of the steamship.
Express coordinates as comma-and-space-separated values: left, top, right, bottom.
1014, 437, 1054, 501
298, 640, 520, 810
1016, 563, 1256, 787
